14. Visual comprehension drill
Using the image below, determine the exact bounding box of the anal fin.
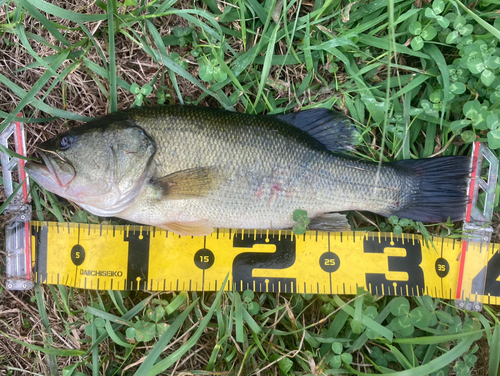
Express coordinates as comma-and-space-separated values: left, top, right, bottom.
309, 213, 351, 232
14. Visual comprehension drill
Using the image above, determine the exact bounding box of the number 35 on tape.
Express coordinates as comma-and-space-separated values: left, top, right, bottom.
31, 224, 500, 305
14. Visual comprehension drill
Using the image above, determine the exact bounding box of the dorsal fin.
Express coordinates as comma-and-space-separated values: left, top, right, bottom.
276, 109, 357, 152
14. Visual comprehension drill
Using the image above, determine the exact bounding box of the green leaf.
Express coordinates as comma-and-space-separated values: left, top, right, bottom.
435, 310, 455, 325
330, 355, 342, 369
293, 209, 310, 224
459, 24, 473, 36
390, 297, 410, 316
135, 321, 156, 342
242, 290, 254, 302
450, 82, 466, 94
393, 225, 403, 236
278, 357, 293, 375
410, 307, 431, 329
463, 100, 481, 119
454, 15, 467, 29
247, 301, 260, 315
424, 7, 436, 18
486, 56, 500, 70
411, 36, 424, 51
72, 210, 88, 223
487, 130, 500, 150
481, 69, 495, 86
450, 119, 471, 133
461, 130, 477, 143
487, 114, 499, 131
432, 0, 445, 14
409, 21, 422, 36
199, 64, 214, 82
421, 25, 437, 41
147, 306, 165, 323
213, 67, 228, 83
331, 342, 343, 355
446, 30, 459, 44
389, 215, 399, 225
125, 327, 136, 339
467, 58, 485, 74
141, 84, 153, 96
134, 93, 144, 106
392, 316, 415, 336
130, 82, 140, 94
173, 26, 183, 37
341, 352, 353, 365
156, 323, 169, 337
431, 366, 450, 376
435, 15, 450, 28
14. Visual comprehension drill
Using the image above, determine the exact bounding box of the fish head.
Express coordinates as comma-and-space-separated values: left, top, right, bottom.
25, 119, 156, 216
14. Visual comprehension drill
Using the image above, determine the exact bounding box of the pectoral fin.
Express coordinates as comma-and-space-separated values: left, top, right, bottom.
159, 221, 214, 236
152, 167, 217, 199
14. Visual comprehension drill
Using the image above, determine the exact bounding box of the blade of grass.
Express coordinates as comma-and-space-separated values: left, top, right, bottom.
108, 291, 127, 316
104, 320, 133, 348
253, 19, 279, 110
144, 275, 229, 375
34, 284, 60, 376
352, 288, 364, 334
28, 0, 107, 22
144, 20, 183, 104
0, 73, 92, 122
17, 0, 70, 47
358, 34, 430, 59
85, 306, 132, 326
2, 332, 85, 356
452, 0, 500, 40
333, 295, 393, 341
423, 44, 450, 127
0, 50, 68, 132
489, 324, 500, 376
164, 292, 187, 314
91, 312, 99, 376
0, 179, 25, 215
133, 299, 198, 375
350, 321, 482, 376
234, 292, 244, 342
107, 0, 118, 112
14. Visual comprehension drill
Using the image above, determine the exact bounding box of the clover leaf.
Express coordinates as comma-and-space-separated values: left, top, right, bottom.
409, 21, 437, 51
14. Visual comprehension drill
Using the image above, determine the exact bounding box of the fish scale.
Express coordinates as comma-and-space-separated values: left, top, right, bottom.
25, 106, 470, 235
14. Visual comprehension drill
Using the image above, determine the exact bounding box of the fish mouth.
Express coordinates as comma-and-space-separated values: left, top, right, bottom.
24, 150, 76, 188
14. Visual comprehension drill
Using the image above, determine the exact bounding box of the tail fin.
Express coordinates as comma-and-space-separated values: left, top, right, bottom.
392, 156, 471, 222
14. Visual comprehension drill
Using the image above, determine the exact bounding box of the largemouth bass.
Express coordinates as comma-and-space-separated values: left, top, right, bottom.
25, 106, 470, 235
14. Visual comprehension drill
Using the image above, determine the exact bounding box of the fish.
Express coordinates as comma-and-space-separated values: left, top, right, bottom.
24, 106, 470, 236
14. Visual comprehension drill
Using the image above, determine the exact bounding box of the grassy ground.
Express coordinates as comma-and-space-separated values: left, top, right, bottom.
1, 0, 500, 374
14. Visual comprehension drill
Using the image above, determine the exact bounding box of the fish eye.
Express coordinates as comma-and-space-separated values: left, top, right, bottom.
59, 135, 74, 150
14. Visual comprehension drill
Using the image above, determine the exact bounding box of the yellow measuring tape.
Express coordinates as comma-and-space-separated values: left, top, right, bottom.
32, 222, 500, 305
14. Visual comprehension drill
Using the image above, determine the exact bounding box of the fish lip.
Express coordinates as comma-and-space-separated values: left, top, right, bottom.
24, 161, 53, 182
25, 149, 76, 188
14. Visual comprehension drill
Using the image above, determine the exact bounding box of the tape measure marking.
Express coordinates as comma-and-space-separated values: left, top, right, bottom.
31, 222, 500, 304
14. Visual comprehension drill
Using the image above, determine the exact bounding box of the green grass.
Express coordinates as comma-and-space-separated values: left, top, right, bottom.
0, 0, 500, 374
